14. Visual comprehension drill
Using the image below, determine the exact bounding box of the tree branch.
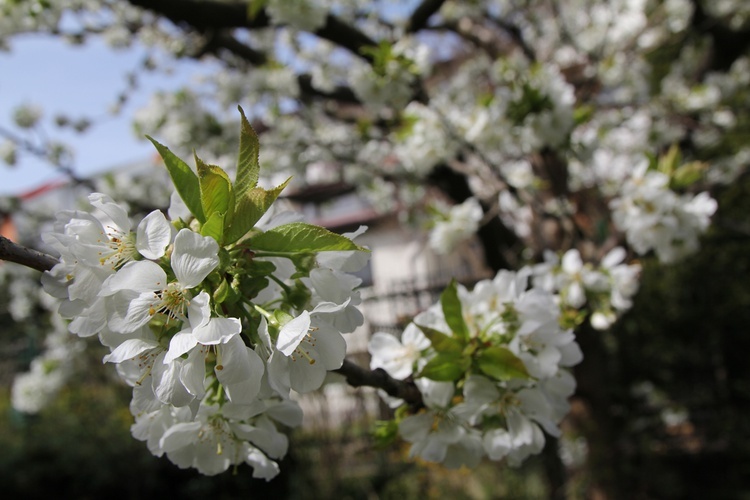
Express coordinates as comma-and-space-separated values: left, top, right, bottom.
334, 359, 423, 409
406, 0, 446, 33
0, 237, 423, 408
127, 0, 378, 62
198, 31, 269, 65
0, 235, 58, 273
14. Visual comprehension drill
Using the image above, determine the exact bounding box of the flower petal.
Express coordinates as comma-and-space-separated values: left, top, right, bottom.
276, 311, 311, 356
136, 210, 173, 259
99, 260, 166, 296
170, 229, 219, 289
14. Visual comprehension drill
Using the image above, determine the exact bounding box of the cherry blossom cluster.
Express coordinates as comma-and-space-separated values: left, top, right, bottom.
369, 269, 582, 468
610, 162, 718, 264
37, 114, 370, 477
427, 197, 484, 255
533, 247, 641, 330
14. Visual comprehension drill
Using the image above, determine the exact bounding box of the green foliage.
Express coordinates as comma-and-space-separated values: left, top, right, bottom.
418, 325, 463, 354
250, 222, 368, 254
148, 136, 206, 223
234, 106, 260, 195
440, 280, 469, 341
225, 177, 291, 244
418, 352, 470, 382
477, 346, 530, 382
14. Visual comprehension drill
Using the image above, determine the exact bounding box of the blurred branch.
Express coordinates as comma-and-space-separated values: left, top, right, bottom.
197, 31, 269, 65
0, 125, 96, 191
406, 0, 446, 33
127, 0, 378, 62
334, 359, 424, 409
0, 235, 57, 273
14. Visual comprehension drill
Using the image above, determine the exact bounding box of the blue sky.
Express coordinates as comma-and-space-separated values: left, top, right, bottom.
0, 35, 202, 196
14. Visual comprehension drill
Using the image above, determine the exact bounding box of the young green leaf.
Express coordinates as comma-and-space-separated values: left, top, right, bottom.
235, 106, 260, 196
196, 155, 234, 228
200, 211, 225, 244
477, 346, 531, 381
419, 352, 470, 382
441, 280, 469, 340
147, 136, 205, 223
250, 222, 369, 254
417, 324, 464, 354
224, 177, 291, 245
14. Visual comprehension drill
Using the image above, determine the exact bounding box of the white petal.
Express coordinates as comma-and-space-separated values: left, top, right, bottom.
171, 229, 219, 289
192, 316, 241, 345
136, 210, 173, 259
601, 246, 626, 268
417, 379, 455, 409
216, 336, 264, 404
108, 292, 157, 333
89, 193, 131, 233
463, 375, 500, 405
180, 348, 207, 398
245, 448, 281, 480
159, 421, 202, 453
103, 338, 160, 364
152, 354, 194, 407
164, 332, 200, 363
99, 260, 166, 296
399, 412, 434, 443
276, 311, 311, 356
561, 249, 582, 274
265, 400, 303, 427
288, 354, 326, 393
311, 329, 346, 370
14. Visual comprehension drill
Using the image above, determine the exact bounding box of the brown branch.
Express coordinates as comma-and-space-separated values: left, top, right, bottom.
127, 0, 377, 62
0, 236, 58, 273
198, 31, 268, 65
406, 0, 446, 33
127, 0, 271, 31
334, 359, 424, 409
0, 236, 423, 407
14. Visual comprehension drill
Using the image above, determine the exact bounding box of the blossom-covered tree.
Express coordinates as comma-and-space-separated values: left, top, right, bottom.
1, 0, 749, 497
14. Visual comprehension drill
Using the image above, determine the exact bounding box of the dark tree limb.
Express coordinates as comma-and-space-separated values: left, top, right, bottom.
198, 31, 269, 65
127, 0, 271, 31
297, 74, 362, 104
0, 236, 57, 273
334, 359, 423, 409
127, 0, 378, 62
406, 0, 446, 33
427, 164, 522, 273
0, 238, 423, 407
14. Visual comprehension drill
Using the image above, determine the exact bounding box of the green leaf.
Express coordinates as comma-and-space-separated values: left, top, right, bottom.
273, 309, 295, 327
441, 280, 469, 340
200, 211, 225, 244
289, 254, 319, 279
477, 346, 530, 381
250, 222, 369, 254
417, 324, 464, 354
372, 420, 399, 448
657, 144, 682, 176
672, 161, 707, 188
235, 106, 261, 197
214, 278, 238, 305
147, 136, 205, 223
419, 352, 469, 382
224, 177, 291, 245
196, 155, 234, 228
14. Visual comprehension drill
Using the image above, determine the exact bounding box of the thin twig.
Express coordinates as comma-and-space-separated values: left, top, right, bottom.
0, 235, 58, 272
334, 359, 423, 409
